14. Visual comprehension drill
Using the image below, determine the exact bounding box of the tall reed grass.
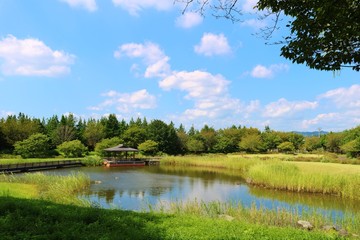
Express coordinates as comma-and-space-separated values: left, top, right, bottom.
246, 161, 360, 200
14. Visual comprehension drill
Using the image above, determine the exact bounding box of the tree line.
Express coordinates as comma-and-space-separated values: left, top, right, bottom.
1, 113, 360, 158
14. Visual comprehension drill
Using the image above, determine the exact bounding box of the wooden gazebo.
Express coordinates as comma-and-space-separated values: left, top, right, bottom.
103, 144, 144, 167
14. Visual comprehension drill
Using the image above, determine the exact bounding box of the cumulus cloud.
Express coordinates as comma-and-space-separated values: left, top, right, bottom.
319, 84, 360, 108
176, 12, 203, 28
159, 70, 243, 119
89, 89, 157, 113
263, 98, 318, 118
112, 0, 173, 16
60, 0, 97, 12
0, 35, 75, 77
114, 42, 170, 78
194, 33, 231, 56
251, 63, 289, 78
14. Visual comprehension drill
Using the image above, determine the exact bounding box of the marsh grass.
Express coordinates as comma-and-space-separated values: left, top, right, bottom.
0, 182, 38, 199
246, 161, 360, 200
0, 172, 90, 205
154, 200, 360, 234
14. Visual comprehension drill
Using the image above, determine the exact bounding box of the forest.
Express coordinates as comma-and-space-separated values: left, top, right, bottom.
0, 113, 360, 158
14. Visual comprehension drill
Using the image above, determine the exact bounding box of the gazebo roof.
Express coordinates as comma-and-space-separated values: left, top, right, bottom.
104, 144, 139, 152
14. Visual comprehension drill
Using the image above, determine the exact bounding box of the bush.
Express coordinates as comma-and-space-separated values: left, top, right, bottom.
56, 140, 87, 158
277, 141, 295, 153
14, 133, 52, 158
81, 155, 103, 166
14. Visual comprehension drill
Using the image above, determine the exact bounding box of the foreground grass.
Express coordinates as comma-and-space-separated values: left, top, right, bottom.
162, 155, 360, 201
0, 182, 38, 199
0, 197, 350, 240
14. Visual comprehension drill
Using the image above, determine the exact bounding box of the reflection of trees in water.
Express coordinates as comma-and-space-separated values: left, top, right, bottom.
96, 189, 115, 203
249, 186, 359, 213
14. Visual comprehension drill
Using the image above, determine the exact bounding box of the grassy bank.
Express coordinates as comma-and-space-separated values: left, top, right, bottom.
162, 155, 360, 201
0, 197, 351, 240
0, 172, 90, 205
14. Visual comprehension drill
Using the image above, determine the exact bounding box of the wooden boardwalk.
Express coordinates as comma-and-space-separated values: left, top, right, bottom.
0, 160, 84, 173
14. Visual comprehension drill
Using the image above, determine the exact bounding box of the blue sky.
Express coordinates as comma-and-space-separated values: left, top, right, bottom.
0, 0, 359, 132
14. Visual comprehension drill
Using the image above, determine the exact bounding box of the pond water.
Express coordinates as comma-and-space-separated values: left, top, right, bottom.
47, 165, 359, 216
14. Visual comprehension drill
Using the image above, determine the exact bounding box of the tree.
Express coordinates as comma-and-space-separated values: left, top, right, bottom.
304, 136, 323, 152
83, 120, 105, 151
122, 126, 147, 148
200, 125, 217, 152
56, 140, 88, 158
138, 140, 159, 156
324, 133, 343, 153
95, 137, 123, 157
341, 137, 360, 158
179, 0, 360, 71
261, 129, 282, 152
14, 133, 52, 158
102, 114, 120, 139
186, 138, 205, 154
239, 134, 264, 153
278, 141, 295, 153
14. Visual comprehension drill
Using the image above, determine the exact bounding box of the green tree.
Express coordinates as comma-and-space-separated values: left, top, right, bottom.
138, 140, 159, 156
83, 120, 105, 151
341, 137, 360, 158
186, 138, 205, 154
324, 133, 343, 153
304, 136, 323, 152
239, 134, 264, 153
261, 129, 282, 152
122, 126, 147, 148
200, 125, 217, 152
179, 0, 360, 71
278, 141, 295, 153
14, 133, 52, 158
95, 137, 123, 157
102, 114, 120, 138
53, 114, 77, 146
56, 140, 88, 158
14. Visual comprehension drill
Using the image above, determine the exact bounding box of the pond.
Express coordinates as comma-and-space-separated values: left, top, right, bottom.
47, 165, 359, 216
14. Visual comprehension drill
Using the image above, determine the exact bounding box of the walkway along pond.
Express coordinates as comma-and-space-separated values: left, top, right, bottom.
44, 165, 360, 218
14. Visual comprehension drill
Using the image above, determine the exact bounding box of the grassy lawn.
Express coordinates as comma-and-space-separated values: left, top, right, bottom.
0, 197, 347, 240
0, 157, 83, 165
0, 182, 38, 199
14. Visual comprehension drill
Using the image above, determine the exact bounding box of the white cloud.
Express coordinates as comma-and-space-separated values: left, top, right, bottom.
60, 0, 97, 12
0, 110, 14, 118
176, 12, 203, 28
89, 89, 157, 113
114, 42, 171, 78
194, 33, 231, 56
263, 98, 318, 118
242, 0, 258, 13
302, 113, 340, 129
0, 35, 75, 77
112, 0, 173, 16
241, 19, 267, 29
160, 70, 243, 119
251, 63, 289, 78
319, 84, 360, 108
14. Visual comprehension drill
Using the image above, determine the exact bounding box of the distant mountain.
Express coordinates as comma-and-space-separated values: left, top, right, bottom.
294, 131, 328, 137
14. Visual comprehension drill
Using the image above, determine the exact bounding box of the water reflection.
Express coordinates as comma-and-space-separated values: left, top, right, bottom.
45, 166, 360, 215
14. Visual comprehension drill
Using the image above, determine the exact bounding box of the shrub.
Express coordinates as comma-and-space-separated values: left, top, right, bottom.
56, 140, 87, 158
277, 141, 295, 153
14, 133, 52, 158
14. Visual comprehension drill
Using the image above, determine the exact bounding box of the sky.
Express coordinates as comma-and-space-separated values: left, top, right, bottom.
0, 0, 359, 132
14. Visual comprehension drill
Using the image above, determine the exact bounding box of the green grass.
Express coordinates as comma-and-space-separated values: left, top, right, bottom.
0, 197, 350, 240
0, 172, 90, 205
0, 157, 83, 165
0, 182, 38, 199
162, 155, 360, 201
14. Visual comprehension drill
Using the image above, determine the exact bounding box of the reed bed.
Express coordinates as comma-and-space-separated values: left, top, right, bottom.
153, 200, 360, 234
0, 172, 91, 206
246, 161, 360, 200
162, 155, 260, 172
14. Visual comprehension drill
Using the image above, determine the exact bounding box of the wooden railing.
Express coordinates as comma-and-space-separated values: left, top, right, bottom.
0, 160, 84, 173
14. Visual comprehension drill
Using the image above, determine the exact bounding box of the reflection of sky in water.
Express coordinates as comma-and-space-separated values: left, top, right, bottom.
45, 167, 359, 217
